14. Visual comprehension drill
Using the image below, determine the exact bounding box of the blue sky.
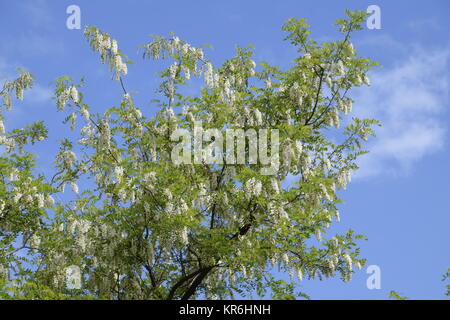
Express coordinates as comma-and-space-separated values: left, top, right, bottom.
0, 0, 449, 299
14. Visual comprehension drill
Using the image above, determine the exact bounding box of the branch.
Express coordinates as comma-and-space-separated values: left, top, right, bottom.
166, 266, 213, 300
180, 266, 214, 300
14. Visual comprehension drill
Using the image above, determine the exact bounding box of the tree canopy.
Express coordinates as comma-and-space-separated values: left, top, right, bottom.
0, 10, 380, 300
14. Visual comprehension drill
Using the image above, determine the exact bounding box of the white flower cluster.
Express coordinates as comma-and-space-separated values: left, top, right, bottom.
337, 169, 351, 190
281, 138, 304, 169
343, 253, 353, 271
271, 178, 280, 194
9, 168, 19, 181
327, 107, 340, 128
289, 82, 304, 106
84, 27, 128, 81
144, 35, 204, 62
265, 77, 272, 89
234, 106, 265, 127
335, 210, 341, 222
245, 177, 262, 198
0, 199, 5, 219
2, 93, 12, 111
9, 181, 54, 212
69, 219, 92, 251
1, 71, 33, 111
80, 106, 90, 121
180, 227, 189, 245
99, 119, 111, 150
57, 86, 79, 110
315, 229, 322, 242
70, 181, 79, 194
56, 149, 77, 169
204, 62, 217, 88
144, 35, 207, 99
319, 183, 334, 202
14, 72, 33, 100
78, 123, 95, 146
114, 166, 124, 180
356, 74, 370, 86
69, 112, 77, 130
337, 98, 353, 115
331, 60, 345, 76
346, 42, 355, 55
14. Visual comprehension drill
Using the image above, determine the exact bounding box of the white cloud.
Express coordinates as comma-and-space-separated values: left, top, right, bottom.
353, 42, 450, 178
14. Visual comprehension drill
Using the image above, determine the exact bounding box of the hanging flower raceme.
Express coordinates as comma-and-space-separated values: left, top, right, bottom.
84, 26, 129, 81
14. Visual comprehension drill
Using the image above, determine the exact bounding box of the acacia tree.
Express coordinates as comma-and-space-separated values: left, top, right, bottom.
0, 10, 378, 299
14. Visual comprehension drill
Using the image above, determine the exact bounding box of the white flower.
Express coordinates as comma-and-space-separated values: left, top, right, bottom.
111, 39, 118, 54
164, 188, 173, 201
80, 107, 90, 121
335, 210, 340, 222
343, 253, 353, 269
61, 150, 77, 169
271, 178, 280, 194
167, 107, 175, 120
113, 55, 127, 78
324, 158, 331, 170
114, 166, 124, 179
103, 37, 111, 50
100, 119, 111, 149
65, 265, 81, 289
16, 86, 24, 100
347, 42, 354, 55
331, 237, 339, 248
337, 169, 351, 189
0, 120, 5, 134
169, 63, 178, 79
181, 227, 189, 245
333, 60, 345, 76
356, 75, 363, 85
114, 54, 122, 69
181, 43, 189, 55
70, 86, 79, 103
295, 140, 303, 155
69, 113, 77, 130
2, 93, 12, 110
254, 108, 263, 125
296, 268, 303, 281
204, 63, 214, 88
315, 229, 322, 242
13, 193, 22, 203
282, 252, 289, 265
70, 181, 79, 194
245, 177, 262, 197
30, 234, 41, 250
166, 202, 175, 215
45, 194, 55, 206
134, 108, 142, 119
36, 194, 45, 208
196, 48, 204, 60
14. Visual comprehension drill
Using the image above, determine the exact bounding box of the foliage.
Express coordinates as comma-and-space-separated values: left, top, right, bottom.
388, 291, 408, 300
0, 10, 380, 299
